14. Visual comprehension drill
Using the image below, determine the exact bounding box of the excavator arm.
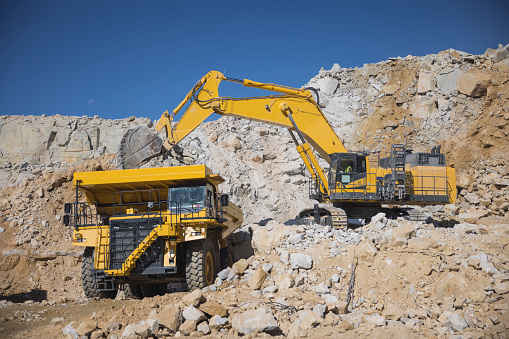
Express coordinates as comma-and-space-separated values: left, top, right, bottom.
118, 71, 348, 195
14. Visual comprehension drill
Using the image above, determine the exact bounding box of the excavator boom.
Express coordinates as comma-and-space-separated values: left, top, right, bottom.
118, 71, 347, 195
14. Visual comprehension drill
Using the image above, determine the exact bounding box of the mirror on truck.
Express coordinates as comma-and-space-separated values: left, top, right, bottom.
64, 203, 72, 214
220, 194, 229, 207
63, 214, 70, 226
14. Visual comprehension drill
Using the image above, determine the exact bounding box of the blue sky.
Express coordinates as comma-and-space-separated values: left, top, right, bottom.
1, 0, 508, 121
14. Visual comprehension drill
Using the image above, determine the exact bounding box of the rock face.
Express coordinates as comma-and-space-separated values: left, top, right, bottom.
0, 115, 152, 164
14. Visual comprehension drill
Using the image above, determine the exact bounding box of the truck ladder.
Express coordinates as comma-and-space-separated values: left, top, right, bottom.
105, 225, 161, 276
94, 227, 110, 270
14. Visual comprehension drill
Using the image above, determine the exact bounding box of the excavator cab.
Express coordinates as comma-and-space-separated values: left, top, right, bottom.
329, 153, 368, 186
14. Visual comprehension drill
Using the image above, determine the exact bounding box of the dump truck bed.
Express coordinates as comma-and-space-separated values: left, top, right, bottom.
72, 165, 242, 231
74, 165, 223, 207
73, 165, 224, 191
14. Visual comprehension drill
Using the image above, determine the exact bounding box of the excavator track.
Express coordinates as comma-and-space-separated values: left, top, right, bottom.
320, 204, 348, 229
297, 204, 348, 229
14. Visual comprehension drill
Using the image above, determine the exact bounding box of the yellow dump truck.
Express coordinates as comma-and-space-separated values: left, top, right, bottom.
63, 165, 243, 298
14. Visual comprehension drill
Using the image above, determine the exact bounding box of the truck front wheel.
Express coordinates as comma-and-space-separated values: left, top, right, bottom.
81, 247, 116, 298
186, 239, 216, 291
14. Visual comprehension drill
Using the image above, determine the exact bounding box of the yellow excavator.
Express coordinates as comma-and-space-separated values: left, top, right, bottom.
118, 71, 456, 226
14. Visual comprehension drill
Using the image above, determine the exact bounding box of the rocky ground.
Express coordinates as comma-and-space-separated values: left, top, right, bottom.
0, 44, 508, 338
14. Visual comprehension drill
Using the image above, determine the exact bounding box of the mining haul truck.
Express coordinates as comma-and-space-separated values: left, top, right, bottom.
63, 165, 243, 298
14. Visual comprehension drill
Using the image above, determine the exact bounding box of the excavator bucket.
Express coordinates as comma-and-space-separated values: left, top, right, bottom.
117, 126, 164, 169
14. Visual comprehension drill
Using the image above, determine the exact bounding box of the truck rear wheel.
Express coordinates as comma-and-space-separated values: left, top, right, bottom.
81, 247, 116, 298
186, 239, 216, 291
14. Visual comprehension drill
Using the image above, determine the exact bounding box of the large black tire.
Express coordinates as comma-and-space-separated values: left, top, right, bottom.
186, 239, 216, 291
81, 247, 116, 298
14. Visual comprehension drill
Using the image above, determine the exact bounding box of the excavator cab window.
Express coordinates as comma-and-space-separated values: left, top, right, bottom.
331, 154, 367, 185
339, 158, 355, 184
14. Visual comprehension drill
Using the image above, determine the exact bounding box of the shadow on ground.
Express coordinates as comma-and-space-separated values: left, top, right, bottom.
426, 217, 460, 228
0, 289, 48, 303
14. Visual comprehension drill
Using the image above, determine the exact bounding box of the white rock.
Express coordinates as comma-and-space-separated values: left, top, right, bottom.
290, 253, 313, 269
287, 233, 303, 244
209, 315, 228, 330
182, 305, 206, 323
368, 315, 386, 326
62, 322, 78, 339
231, 308, 278, 335
445, 312, 468, 332
315, 283, 330, 294
317, 77, 339, 96
197, 322, 211, 335
313, 304, 327, 318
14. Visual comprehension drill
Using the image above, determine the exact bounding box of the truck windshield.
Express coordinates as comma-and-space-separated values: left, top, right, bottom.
168, 186, 206, 212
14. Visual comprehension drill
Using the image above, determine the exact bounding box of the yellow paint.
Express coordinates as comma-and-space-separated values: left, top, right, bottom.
163, 239, 177, 267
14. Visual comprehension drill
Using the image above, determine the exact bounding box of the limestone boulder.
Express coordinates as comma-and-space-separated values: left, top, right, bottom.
156, 305, 182, 332
232, 258, 249, 275
199, 301, 228, 318
248, 268, 266, 290
457, 210, 489, 224
437, 68, 463, 95
273, 274, 294, 290
232, 308, 278, 335
417, 71, 435, 94
456, 172, 474, 190
356, 239, 378, 260
297, 310, 319, 330
391, 224, 415, 243
122, 321, 153, 338
209, 315, 229, 330
290, 253, 313, 269
252, 223, 293, 253
182, 305, 206, 323
457, 71, 492, 97
182, 289, 204, 307
76, 321, 97, 336
317, 77, 339, 96
179, 319, 197, 335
